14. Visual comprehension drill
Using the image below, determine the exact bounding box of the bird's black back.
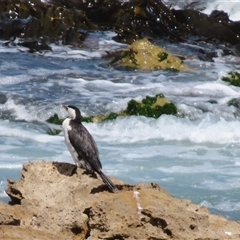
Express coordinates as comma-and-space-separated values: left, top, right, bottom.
68, 120, 102, 172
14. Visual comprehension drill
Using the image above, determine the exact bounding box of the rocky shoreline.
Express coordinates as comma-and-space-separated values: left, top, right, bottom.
0, 161, 240, 240
1, 0, 240, 61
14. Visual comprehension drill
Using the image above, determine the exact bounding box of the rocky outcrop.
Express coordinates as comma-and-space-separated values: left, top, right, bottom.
1, 0, 240, 54
109, 38, 188, 71
1, 161, 240, 239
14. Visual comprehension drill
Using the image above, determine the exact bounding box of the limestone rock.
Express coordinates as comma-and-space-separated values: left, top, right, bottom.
1, 161, 240, 239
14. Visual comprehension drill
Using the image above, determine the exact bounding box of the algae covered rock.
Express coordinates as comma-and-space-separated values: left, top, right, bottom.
124, 94, 177, 118
221, 71, 240, 87
110, 38, 188, 71
46, 94, 177, 135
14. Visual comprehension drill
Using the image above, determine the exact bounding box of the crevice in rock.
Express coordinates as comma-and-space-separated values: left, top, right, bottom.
6, 184, 23, 205
90, 183, 134, 194
104, 234, 128, 240
1, 217, 20, 226
141, 209, 173, 238
83, 207, 110, 238
93, 183, 134, 194
7, 218, 20, 226
189, 224, 198, 230
53, 162, 77, 176
83, 207, 92, 239
117, 184, 134, 191
90, 185, 113, 194
83, 207, 92, 217
70, 226, 83, 235
163, 228, 173, 238
8, 196, 21, 205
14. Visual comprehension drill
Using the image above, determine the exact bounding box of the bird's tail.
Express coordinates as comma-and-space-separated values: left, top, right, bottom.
99, 171, 118, 192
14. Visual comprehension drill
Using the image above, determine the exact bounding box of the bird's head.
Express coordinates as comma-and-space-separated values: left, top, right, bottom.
62, 105, 81, 122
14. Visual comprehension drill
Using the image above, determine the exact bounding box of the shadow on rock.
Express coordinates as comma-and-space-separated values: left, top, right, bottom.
52, 161, 77, 177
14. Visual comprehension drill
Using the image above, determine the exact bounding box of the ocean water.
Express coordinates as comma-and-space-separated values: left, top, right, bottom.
1, 1, 240, 220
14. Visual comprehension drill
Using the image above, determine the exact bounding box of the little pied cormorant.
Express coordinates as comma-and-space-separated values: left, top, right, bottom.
62, 105, 117, 192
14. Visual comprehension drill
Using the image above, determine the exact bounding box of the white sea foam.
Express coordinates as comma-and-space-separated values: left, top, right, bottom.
87, 114, 240, 145
59, 77, 135, 92
201, 199, 240, 212
0, 120, 62, 143
202, 0, 240, 21
0, 43, 19, 53
214, 200, 240, 212
166, 0, 240, 21
0, 191, 7, 199
44, 32, 124, 59
45, 47, 102, 59
194, 82, 240, 97
0, 74, 31, 85
0, 164, 22, 169
1, 98, 36, 121
0, 60, 20, 71
157, 162, 217, 174
197, 177, 240, 191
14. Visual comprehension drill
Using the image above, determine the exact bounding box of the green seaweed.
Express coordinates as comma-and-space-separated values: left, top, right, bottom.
162, 103, 177, 115
104, 112, 119, 121
125, 94, 177, 118
142, 95, 157, 105
222, 71, 240, 87
82, 116, 95, 123
46, 114, 63, 125
125, 99, 142, 115
158, 52, 168, 62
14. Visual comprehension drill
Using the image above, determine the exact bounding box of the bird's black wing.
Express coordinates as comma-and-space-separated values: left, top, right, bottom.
68, 122, 102, 171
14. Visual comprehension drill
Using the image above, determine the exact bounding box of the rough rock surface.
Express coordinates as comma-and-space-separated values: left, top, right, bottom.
0, 161, 240, 240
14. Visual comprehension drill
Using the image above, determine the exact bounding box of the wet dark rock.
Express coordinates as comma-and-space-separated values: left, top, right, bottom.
198, 48, 218, 62
143, 0, 188, 41
209, 10, 230, 22
0, 0, 239, 60
232, 43, 240, 56
0, 16, 33, 40
172, 9, 240, 45
62, 27, 87, 46
228, 98, 240, 108
0, 92, 7, 104
17, 39, 52, 53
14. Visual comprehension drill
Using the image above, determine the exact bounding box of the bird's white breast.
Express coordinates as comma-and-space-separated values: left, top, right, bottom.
62, 118, 79, 166
62, 118, 72, 131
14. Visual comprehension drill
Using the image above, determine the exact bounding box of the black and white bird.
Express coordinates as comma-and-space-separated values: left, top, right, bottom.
62, 105, 117, 192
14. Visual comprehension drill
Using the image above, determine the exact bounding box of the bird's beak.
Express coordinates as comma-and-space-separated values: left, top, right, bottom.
62, 105, 68, 111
